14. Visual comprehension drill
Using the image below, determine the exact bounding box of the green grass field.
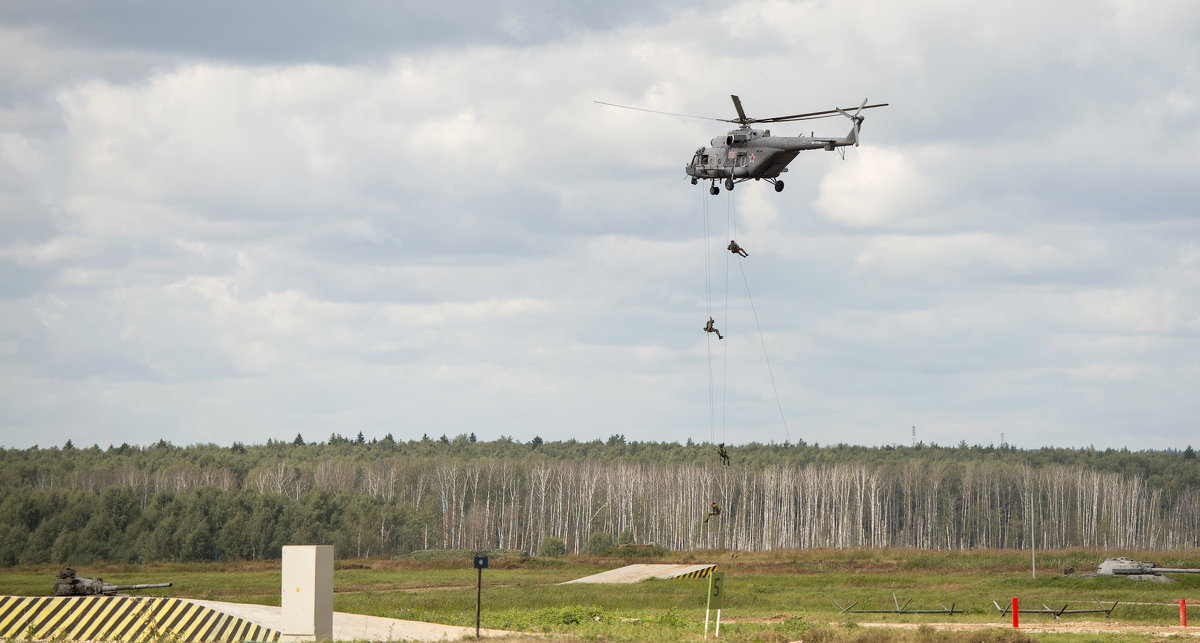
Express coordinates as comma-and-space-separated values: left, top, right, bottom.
3, 548, 1198, 642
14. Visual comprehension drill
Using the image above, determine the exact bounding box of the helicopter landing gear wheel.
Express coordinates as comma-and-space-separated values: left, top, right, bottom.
724, 178, 734, 191
774, 180, 785, 193
690, 177, 698, 185
709, 185, 720, 195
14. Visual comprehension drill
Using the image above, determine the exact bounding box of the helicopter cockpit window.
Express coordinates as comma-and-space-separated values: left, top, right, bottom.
700, 154, 710, 166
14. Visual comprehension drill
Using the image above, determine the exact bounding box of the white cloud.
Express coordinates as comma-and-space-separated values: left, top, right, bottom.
1065, 361, 1155, 383
1069, 289, 1184, 335
2, 1, 1199, 450
813, 147, 936, 228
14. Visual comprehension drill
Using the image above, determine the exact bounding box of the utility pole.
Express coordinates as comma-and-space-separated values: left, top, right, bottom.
1030, 490, 1036, 579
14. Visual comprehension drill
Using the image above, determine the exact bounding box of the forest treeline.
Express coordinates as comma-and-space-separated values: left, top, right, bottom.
1, 434, 1197, 565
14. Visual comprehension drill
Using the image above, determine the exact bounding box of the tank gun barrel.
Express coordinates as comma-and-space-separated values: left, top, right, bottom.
102, 583, 173, 591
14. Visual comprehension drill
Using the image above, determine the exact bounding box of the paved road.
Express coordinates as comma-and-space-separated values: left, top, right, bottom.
185, 599, 513, 642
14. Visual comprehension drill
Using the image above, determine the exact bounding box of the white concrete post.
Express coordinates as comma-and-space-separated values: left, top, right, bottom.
281, 545, 334, 641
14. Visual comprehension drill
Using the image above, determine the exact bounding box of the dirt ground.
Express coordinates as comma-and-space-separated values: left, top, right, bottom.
858, 620, 1200, 638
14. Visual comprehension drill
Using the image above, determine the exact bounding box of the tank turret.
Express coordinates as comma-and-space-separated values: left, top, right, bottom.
1096, 557, 1157, 575
53, 568, 172, 596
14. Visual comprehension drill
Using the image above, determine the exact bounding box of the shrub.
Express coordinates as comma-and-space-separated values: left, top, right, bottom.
537, 537, 567, 557
779, 616, 835, 642
586, 531, 614, 555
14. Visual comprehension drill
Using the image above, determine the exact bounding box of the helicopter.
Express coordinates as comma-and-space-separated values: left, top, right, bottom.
595, 95, 888, 194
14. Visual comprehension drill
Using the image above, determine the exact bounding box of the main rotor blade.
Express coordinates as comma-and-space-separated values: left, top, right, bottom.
854, 97, 869, 117
755, 103, 889, 124
731, 95, 748, 124
593, 100, 734, 123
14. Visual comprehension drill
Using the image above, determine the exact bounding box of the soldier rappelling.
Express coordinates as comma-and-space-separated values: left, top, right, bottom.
704, 502, 722, 523
704, 317, 723, 340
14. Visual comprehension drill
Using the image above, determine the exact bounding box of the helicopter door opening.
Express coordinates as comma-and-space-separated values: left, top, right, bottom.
736, 152, 748, 167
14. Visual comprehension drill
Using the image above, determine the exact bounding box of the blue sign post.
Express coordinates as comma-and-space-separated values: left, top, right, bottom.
473, 556, 488, 638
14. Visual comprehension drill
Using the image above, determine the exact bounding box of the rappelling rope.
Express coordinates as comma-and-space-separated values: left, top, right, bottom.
702, 190, 716, 446
721, 191, 735, 445
736, 258, 792, 442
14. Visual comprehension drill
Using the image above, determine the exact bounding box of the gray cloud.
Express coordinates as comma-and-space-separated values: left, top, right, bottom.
0, 1, 721, 63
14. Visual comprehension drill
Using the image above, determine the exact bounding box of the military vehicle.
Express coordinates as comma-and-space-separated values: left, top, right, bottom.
1095, 557, 1200, 577
595, 95, 888, 194
53, 568, 172, 596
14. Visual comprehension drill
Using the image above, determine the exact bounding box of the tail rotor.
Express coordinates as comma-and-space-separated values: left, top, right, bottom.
836, 98, 870, 146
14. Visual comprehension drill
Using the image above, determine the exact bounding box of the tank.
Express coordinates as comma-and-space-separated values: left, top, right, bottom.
1096, 557, 1200, 576
53, 568, 172, 596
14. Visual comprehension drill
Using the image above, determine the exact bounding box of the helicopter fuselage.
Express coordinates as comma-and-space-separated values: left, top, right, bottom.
685, 127, 853, 182
594, 94, 884, 194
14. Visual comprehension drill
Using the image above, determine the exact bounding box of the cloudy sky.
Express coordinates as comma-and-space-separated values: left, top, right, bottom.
2, 1, 1197, 451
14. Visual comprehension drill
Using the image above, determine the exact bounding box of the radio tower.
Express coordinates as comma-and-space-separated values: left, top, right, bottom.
911, 424, 916, 447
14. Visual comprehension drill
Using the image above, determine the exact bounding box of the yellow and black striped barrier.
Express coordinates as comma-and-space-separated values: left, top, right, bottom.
0, 595, 280, 642
669, 564, 717, 579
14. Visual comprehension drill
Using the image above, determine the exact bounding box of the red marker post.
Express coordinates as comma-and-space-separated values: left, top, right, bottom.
1011, 597, 1019, 628
1181, 599, 1187, 627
